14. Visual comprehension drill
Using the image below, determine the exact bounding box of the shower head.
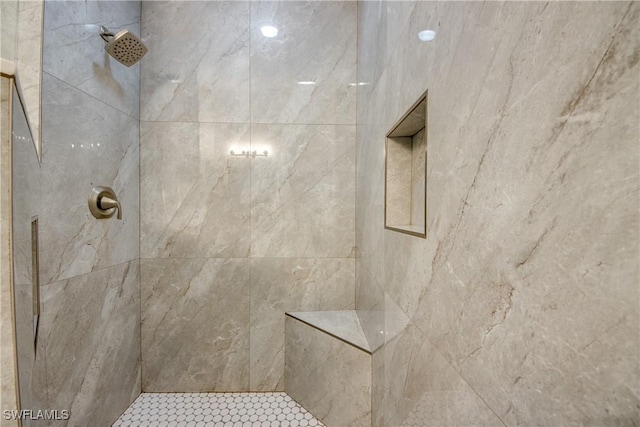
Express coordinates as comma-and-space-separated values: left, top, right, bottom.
100, 25, 148, 67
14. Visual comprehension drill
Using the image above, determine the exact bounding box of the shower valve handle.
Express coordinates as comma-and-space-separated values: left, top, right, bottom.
89, 186, 122, 220
99, 196, 122, 220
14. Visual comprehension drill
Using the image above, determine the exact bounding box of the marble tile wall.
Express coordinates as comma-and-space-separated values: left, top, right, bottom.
250, 259, 355, 390
1, 1, 44, 415
10, 76, 45, 427
1, 1, 19, 61
285, 315, 371, 426
40, 261, 140, 427
140, 1, 356, 392
0, 0, 44, 155
141, 258, 250, 392
26, 1, 142, 425
16, 0, 43, 154
0, 76, 19, 427
356, 1, 640, 426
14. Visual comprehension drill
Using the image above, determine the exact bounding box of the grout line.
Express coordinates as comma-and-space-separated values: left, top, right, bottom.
248, 0, 253, 392
42, 72, 139, 122
410, 318, 508, 426
354, 0, 359, 312
139, 118, 357, 127
138, 0, 143, 397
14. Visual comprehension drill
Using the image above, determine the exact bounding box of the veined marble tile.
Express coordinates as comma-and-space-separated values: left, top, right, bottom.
43, 0, 140, 118
250, 1, 356, 124
11, 84, 43, 423
140, 121, 250, 259
40, 260, 140, 427
285, 316, 371, 427
250, 124, 355, 258
354, 113, 386, 342
415, 2, 640, 425
383, 298, 503, 427
371, 346, 385, 427
355, 74, 388, 315
13, 283, 48, 427
356, 1, 640, 426
141, 1, 250, 123
11, 76, 41, 286
141, 258, 250, 392
249, 258, 355, 391
0, 76, 19, 426
39, 73, 139, 285
17, 0, 43, 150
356, 0, 387, 111
1, 1, 19, 60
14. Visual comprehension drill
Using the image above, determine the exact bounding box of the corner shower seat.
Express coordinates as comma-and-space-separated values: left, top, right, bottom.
284, 310, 374, 427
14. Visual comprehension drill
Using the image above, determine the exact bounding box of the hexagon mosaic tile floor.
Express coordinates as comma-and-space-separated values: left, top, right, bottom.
111, 392, 325, 427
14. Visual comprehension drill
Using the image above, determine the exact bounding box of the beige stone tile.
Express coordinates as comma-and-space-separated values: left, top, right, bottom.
39, 74, 139, 284
141, 258, 250, 392
357, 1, 640, 425
141, 1, 250, 123
40, 261, 140, 427
43, 0, 140, 118
285, 316, 371, 426
250, 124, 355, 258
140, 121, 251, 259
249, 258, 355, 391
250, 1, 356, 124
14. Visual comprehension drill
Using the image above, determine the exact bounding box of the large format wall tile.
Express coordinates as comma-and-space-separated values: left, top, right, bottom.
356, 1, 640, 425
17, 0, 43, 148
355, 78, 388, 316
250, 1, 356, 124
11, 87, 44, 424
249, 258, 355, 391
414, 3, 640, 425
384, 312, 503, 427
140, 121, 250, 259
250, 124, 355, 258
43, 1, 141, 118
40, 73, 139, 284
141, 1, 250, 123
40, 261, 140, 427
138, 0, 357, 395
285, 316, 371, 426
382, 295, 502, 427
21, 2, 143, 425
1, 1, 19, 61
141, 258, 250, 392
0, 76, 19, 427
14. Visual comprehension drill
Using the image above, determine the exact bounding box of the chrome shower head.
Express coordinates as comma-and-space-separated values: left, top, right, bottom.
100, 26, 148, 67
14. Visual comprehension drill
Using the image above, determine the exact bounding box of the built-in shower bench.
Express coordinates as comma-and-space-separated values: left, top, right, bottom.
284, 310, 375, 427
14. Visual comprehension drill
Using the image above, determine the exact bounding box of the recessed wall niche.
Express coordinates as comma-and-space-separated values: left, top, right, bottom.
385, 91, 427, 238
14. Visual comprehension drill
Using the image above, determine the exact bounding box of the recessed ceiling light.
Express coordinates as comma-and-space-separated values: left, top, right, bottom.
260, 25, 278, 38
418, 30, 436, 42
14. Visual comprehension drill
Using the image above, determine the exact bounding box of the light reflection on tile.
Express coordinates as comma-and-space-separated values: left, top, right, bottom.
250, 1, 356, 124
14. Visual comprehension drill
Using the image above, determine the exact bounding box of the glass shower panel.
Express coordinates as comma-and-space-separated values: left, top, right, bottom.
11, 80, 42, 423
